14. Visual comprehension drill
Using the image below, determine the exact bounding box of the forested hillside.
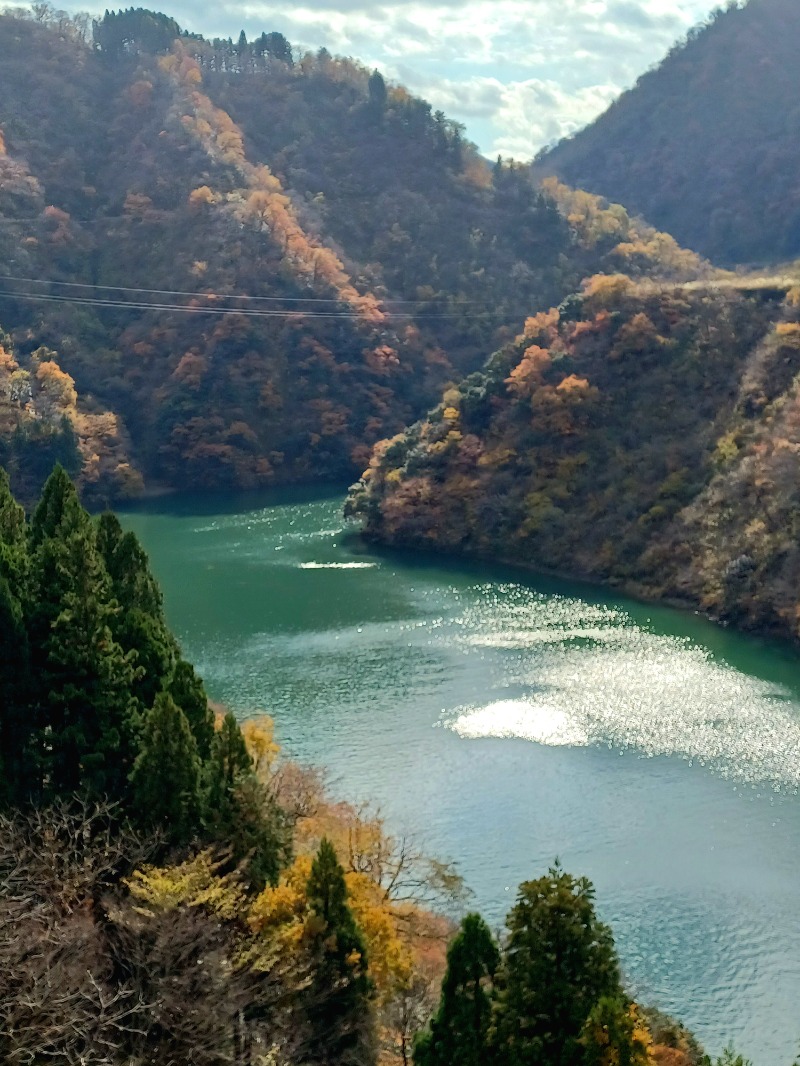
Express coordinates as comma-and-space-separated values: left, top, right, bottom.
537, 0, 800, 265
347, 276, 800, 643
0, 6, 709, 500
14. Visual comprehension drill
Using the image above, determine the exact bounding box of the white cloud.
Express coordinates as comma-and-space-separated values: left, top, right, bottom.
390, 70, 620, 158
493, 78, 623, 158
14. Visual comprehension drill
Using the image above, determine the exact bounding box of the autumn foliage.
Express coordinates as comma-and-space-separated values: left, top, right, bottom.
348, 281, 800, 644
0, 9, 713, 497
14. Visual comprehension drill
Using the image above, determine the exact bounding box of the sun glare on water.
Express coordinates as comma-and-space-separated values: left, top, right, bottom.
452, 699, 590, 746
298, 562, 377, 569
441, 587, 800, 791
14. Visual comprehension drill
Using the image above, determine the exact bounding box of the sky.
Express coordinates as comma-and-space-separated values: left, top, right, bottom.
64, 0, 721, 159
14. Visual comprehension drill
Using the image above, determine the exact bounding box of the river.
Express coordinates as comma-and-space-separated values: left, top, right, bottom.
121, 485, 800, 1065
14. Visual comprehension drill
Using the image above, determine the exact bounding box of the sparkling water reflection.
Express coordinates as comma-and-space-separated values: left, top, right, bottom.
122, 487, 800, 1065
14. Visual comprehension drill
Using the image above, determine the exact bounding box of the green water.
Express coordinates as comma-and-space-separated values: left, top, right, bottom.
122, 486, 800, 1065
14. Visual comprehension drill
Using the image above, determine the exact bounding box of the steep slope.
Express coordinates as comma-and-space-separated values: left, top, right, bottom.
0, 329, 137, 504
347, 276, 800, 642
537, 0, 800, 266
0, 8, 710, 498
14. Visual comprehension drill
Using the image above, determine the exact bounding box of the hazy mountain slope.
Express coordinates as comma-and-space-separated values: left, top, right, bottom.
347, 276, 800, 642
0, 9, 710, 498
537, 0, 800, 265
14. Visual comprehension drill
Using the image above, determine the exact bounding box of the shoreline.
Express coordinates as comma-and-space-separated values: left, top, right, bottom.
354, 524, 800, 655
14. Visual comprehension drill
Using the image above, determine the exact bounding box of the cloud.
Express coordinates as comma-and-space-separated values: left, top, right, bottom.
392, 70, 620, 158
493, 79, 622, 157
53, 0, 721, 157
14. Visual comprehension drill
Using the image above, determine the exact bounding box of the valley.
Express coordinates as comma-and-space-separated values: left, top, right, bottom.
2, 2, 800, 1062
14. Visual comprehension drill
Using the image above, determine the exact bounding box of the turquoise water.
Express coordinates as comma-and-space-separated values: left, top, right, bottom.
121, 486, 800, 1064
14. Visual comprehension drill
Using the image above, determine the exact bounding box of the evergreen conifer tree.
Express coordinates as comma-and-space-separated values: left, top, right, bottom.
263, 30, 292, 64
206, 711, 251, 802
97, 513, 164, 618
27, 469, 138, 799
203, 711, 287, 889
28, 463, 76, 548
222, 772, 290, 890
305, 837, 374, 1065
208, 707, 251, 784
413, 913, 498, 1066
97, 512, 177, 711
368, 69, 387, 111
491, 864, 622, 1066
0, 470, 31, 803
130, 692, 201, 842
170, 659, 215, 759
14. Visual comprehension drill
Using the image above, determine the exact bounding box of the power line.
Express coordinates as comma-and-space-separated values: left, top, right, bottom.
0, 289, 375, 319
0, 274, 511, 311
1, 274, 372, 306
0, 274, 445, 307
0, 288, 505, 321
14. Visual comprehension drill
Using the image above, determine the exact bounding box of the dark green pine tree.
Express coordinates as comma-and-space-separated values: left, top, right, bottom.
414, 913, 499, 1066
0, 470, 32, 804
96, 511, 177, 712
206, 711, 251, 806
169, 659, 215, 760
223, 772, 290, 891
96, 512, 164, 619
367, 69, 387, 112
130, 692, 201, 843
262, 30, 292, 64
203, 712, 288, 890
96, 513, 214, 754
28, 463, 75, 549
491, 864, 622, 1066
27, 468, 138, 799
305, 838, 374, 1066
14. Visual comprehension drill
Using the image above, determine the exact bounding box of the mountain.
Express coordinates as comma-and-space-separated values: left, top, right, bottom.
347, 275, 800, 643
537, 0, 800, 266
0, 7, 709, 500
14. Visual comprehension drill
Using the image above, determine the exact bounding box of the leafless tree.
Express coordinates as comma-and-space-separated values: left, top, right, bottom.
381, 973, 438, 1066
268, 762, 327, 824
0, 799, 157, 1065
0, 795, 159, 915
344, 802, 467, 911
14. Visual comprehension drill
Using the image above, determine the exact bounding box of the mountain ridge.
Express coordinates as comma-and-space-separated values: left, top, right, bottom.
537, 0, 800, 265
0, 6, 710, 501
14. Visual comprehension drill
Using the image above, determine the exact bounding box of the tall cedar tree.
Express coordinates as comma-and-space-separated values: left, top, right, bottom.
169, 659, 215, 760
305, 837, 375, 1066
97, 511, 215, 755
130, 691, 201, 842
204, 711, 288, 890
206, 711, 251, 807
27, 469, 138, 799
96, 511, 177, 712
492, 864, 622, 1066
0, 469, 31, 802
414, 912, 499, 1066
